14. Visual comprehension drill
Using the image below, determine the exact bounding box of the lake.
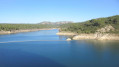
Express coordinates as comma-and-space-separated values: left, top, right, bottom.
0, 29, 119, 67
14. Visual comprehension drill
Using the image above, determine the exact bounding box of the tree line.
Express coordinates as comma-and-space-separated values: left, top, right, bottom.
0, 24, 55, 31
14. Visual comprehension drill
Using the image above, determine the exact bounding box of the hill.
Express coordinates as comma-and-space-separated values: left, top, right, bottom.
39, 21, 73, 25
60, 15, 119, 34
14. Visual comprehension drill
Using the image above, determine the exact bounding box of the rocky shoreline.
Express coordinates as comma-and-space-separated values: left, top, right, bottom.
56, 32, 119, 40
56, 32, 76, 35
57, 25, 119, 40
0, 28, 52, 35
73, 34, 119, 40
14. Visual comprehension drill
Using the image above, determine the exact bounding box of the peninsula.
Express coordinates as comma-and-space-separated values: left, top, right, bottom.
57, 15, 119, 40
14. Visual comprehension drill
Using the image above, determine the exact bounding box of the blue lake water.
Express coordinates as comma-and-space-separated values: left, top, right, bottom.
0, 29, 119, 67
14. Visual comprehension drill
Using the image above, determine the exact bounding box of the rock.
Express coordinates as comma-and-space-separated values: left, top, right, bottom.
67, 38, 71, 41
96, 25, 115, 33
56, 32, 76, 35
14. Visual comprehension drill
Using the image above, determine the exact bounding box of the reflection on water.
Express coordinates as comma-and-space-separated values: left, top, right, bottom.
0, 29, 119, 67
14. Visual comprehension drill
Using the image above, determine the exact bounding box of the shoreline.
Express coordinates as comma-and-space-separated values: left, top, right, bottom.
0, 28, 54, 35
56, 32, 119, 40
73, 34, 119, 40
56, 32, 77, 35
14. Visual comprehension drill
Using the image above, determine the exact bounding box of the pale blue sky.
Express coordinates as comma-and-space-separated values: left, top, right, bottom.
0, 0, 119, 23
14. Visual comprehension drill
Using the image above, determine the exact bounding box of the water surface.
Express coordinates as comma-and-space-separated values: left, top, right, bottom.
0, 29, 119, 67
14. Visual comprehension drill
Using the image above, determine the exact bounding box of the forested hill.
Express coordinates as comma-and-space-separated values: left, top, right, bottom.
0, 21, 73, 31
0, 24, 55, 31
60, 15, 119, 34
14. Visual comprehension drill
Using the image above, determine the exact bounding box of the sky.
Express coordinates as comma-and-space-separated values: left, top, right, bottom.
0, 0, 119, 23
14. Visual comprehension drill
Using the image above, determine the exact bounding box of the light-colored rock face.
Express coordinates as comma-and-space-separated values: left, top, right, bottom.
97, 25, 115, 33
73, 34, 95, 40
73, 25, 119, 40
66, 38, 71, 41
0, 31, 11, 34
73, 34, 119, 40
97, 34, 119, 40
56, 32, 76, 35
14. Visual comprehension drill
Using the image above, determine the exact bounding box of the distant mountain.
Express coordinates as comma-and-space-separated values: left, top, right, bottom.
55, 21, 73, 25
39, 21, 73, 25
39, 21, 53, 25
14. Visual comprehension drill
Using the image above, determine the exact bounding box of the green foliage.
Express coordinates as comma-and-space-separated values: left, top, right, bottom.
0, 24, 54, 31
60, 15, 119, 34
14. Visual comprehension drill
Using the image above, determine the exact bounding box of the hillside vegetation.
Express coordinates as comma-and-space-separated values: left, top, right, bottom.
60, 15, 119, 34
0, 21, 72, 31
0, 24, 54, 31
